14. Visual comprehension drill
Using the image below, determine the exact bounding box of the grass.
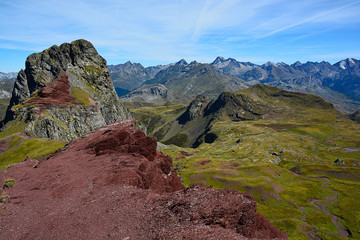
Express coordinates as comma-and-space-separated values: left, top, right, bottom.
0, 137, 66, 169
2, 179, 15, 188
157, 98, 360, 239
70, 86, 92, 106
163, 132, 189, 147
0, 118, 27, 139
0, 98, 10, 121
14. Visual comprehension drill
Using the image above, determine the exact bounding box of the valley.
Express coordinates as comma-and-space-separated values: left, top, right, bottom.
126, 85, 360, 239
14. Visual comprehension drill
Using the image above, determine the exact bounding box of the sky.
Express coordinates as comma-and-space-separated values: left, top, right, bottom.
0, 0, 360, 72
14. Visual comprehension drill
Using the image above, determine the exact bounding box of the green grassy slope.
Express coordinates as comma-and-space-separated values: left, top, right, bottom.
130, 85, 360, 239
0, 98, 10, 121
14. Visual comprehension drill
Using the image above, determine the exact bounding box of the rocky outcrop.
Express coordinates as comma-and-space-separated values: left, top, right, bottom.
120, 84, 169, 104
177, 95, 209, 124
204, 91, 267, 121
348, 109, 360, 123
0, 120, 287, 239
1, 39, 131, 140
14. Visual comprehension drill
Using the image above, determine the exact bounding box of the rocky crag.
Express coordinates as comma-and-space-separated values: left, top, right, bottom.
0, 39, 131, 140
0, 120, 287, 239
348, 109, 360, 123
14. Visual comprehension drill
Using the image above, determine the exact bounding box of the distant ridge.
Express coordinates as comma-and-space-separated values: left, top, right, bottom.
115, 57, 360, 113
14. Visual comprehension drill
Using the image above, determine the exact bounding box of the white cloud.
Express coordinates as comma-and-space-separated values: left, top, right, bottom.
0, 0, 359, 71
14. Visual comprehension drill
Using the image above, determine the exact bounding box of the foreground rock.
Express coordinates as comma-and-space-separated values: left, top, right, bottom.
1, 39, 131, 140
0, 120, 286, 239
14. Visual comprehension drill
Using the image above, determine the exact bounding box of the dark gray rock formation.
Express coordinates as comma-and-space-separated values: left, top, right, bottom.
177, 95, 209, 124
1, 39, 131, 140
348, 109, 360, 123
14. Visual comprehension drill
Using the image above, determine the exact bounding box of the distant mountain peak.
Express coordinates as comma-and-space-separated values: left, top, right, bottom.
189, 60, 199, 65
211, 56, 238, 65
212, 56, 226, 63
292, 61, 302, 67
263, 61, 276, 67
175, 59, 188, 65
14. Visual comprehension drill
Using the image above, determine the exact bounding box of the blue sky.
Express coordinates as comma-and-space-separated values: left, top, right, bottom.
0, 0, 360, 72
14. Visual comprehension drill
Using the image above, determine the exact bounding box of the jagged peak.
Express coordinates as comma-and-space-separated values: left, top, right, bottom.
212, 56, 226, 63
211, 56, 238, 65
189, 60, 199, 65
175, 59, 188, 65
263, 61, 275, 67
291, 61, 302, 67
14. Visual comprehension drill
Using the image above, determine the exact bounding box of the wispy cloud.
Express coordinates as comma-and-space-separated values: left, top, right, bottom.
0, 0, 359, 71
255, 0, 360, 39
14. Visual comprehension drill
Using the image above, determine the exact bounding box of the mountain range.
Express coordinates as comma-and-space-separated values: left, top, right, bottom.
110, 57, 360, 113
4, 57, 359, 113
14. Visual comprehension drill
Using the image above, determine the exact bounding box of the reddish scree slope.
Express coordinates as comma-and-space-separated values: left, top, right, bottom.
25, 71, 80, 107
0, 120, 287, 240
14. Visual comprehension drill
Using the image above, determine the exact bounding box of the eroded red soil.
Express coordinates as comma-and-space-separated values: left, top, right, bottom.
25, 72, 81, 107
0, 120, 287, 239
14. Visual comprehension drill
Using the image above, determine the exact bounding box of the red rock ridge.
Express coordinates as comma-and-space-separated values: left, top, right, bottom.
0, 120, 287, 239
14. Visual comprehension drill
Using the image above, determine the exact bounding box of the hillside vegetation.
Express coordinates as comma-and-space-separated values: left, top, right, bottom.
129, 84, 360, 240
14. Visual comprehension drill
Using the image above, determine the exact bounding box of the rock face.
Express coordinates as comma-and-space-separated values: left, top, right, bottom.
178, 95, 209, 124
0, 120, 287, 240
1, 39, 131, 140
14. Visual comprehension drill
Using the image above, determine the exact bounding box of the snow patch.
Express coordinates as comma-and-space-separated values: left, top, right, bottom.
339, 61, 346, 70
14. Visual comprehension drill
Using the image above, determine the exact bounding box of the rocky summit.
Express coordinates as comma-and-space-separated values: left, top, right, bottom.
1, 39, 130, 140
0, 120, 287, 240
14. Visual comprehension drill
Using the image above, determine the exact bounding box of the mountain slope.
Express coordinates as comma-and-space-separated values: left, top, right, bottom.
108, 61, 169, 94
0, 78, 14, 120
121, 60, 248, 104
141, 84, 360, 239
131, 84, 334, 149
